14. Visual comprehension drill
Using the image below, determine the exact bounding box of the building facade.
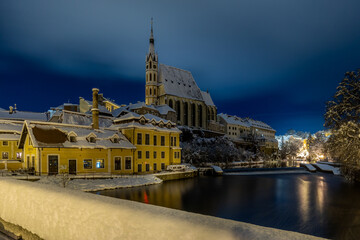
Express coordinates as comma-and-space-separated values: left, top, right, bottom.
0, 120, 23, 170
112, 112, 181, 173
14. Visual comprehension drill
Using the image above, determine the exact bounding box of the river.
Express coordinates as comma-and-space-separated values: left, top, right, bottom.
94, 172, 360, 239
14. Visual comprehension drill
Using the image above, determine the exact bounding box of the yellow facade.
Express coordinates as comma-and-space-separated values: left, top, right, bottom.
0, 140, 22, 170
21, 132, 135, 175
121, 127, 181, 174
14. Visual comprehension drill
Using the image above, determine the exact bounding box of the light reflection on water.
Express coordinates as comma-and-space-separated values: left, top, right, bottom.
95, 173, 360, 239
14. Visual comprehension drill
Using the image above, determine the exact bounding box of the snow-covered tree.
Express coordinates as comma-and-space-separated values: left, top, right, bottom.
279, 136, 303, 160
324, 69, 360, 181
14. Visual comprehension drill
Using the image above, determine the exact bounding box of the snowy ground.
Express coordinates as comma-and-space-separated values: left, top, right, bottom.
36, 174, 162, 191
0, 179, 324, 240
313, 163, 341, 175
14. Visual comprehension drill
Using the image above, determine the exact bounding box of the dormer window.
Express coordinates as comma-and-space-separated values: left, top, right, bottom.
110, 134, 120, 143
86, 133, 97, 143
68, 132, 78, 143
166, 122, 172, 129
159, 122, 164, 128
139, 116, 146, 125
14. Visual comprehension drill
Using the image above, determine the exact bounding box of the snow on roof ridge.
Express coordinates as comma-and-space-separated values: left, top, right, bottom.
62, 110, 113, 119
159, 63, 191, 74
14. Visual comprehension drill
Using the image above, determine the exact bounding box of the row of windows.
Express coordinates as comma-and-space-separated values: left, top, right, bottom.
146, 72, 157, 82
137, 133, 168, 146
138, 162, 165, 172
83, 157, 132, 170
146, 62, 157, 70
170, 136, 177, 147
137, 151, 166, 159
146, 87, 157, 96
1, 152, 22, 160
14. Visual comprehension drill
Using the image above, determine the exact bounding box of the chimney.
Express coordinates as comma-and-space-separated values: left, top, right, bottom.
92, 88, 100, 129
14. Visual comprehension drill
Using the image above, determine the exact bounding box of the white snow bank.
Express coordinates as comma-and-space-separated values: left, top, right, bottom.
314, 163, 341, 175
37, 174, 162, 191
304, 164, 316, 172
0, 179, 323, 240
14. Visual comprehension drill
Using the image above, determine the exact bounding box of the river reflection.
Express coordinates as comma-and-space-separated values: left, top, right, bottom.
95, 173, 360, 239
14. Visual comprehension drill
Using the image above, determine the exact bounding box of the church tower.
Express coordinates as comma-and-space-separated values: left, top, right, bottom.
145, 18, 159, 105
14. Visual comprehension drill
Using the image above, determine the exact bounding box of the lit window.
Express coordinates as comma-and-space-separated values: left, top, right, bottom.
84, 159, 92, 169
16, 152, 22, 160
96, 159, 105, 169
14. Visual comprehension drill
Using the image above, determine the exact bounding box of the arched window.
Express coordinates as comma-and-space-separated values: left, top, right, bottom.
184, 102, 189, 126
169, 99, 173, 109
176, 101, 181, 121
199, 105, 203, 128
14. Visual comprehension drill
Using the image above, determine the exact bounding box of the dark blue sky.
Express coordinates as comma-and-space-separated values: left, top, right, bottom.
1, 0, 360, 134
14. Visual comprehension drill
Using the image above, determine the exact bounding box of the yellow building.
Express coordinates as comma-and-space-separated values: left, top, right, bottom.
0, 120, 23, 170
18, 121, 136, 175
112, 112, 182, 173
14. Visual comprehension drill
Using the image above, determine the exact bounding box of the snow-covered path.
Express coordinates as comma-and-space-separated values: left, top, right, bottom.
0, 179, 324, 240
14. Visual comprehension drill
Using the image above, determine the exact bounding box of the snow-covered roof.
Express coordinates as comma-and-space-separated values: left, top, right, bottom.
115, 112, 141, 121
0, 110, 48, 121
158, 64, 203, 101
246, 118, 275, 131
20, 121, 135, 149
63, 111, 113, 128
201, 91, 215, 107
155, 104, 175, 115
218, 113, 275, 132
0, 133, 20, 141
143, 113, 171, 124
218, 113, 250, 127
111, 122, 181, 133
111, 107, 129, 118
0, 120, 24, 134
127, 102, 157, 111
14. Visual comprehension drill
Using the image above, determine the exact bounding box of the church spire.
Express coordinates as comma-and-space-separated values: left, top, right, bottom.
148, 18, 155, 56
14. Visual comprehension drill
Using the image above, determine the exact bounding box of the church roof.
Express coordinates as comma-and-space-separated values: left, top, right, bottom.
158, 64, 203, 101
201, 91, 215, 107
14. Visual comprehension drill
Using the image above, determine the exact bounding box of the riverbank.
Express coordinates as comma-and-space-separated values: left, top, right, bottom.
35, 174, 163, 191
0, 179, 325, 240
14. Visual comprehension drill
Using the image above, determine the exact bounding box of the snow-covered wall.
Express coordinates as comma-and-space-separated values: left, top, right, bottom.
0, 179, 322, 240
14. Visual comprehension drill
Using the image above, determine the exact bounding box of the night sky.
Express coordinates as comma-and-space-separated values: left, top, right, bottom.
1, 1, 360, 134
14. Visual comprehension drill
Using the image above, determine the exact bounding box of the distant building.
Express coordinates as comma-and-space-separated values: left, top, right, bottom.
218, 113, 278, 153
144, 21, 219, 131
0, 107, 49, 122
0, 120, 23, 170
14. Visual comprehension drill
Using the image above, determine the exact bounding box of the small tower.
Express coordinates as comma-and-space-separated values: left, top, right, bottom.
145, 18, 159, 105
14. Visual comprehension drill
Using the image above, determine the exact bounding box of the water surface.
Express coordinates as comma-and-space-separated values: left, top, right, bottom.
95, 173, 360, 239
